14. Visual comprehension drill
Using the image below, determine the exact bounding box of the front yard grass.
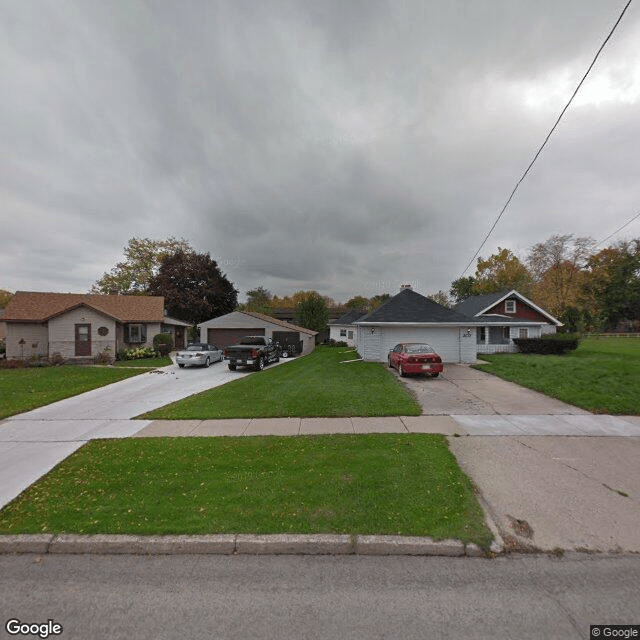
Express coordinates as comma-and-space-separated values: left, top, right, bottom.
0, 434, 493, 547
475, 337, 640, 414
140, 346, 422, 419
0, 366, 146, 420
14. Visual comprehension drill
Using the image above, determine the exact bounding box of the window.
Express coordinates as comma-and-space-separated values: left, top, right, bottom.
505, 300, 516, 313
340, 329, 347, 337
503, 327, 510, 340
348, 330, 353, 340
477, 327, 486, 343
518, 328, 528, 338
125, 324, 147, 343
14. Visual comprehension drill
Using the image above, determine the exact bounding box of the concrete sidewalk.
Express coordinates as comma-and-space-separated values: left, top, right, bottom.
132, 414, 640, 438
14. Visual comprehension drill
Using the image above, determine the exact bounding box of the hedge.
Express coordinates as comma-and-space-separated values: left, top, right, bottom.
513, 334, 580, 355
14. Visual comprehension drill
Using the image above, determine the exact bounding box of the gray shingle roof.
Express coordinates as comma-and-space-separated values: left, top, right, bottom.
453, 292, 508, 317
356, 289, 475, 324
331, 310, 368, 325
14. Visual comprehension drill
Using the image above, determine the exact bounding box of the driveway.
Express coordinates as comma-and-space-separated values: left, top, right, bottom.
0, 360, 285, 508
396, 364, 589, 415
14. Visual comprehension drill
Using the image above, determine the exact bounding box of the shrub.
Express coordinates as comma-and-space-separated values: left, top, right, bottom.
323, 339, 348, 347
0, 359, 28, 369
153, 333, 173, 356
118, 346, 159, 361
513, 333, 580, 355
49, 352, 65, 366
94, 348, 114, 365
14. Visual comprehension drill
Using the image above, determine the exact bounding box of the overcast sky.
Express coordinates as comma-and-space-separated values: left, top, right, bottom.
2, 0, 640, 304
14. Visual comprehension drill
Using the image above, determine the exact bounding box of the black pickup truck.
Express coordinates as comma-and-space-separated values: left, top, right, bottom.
223, 336, 280, 371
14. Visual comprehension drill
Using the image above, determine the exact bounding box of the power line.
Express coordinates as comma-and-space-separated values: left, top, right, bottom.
460, 0, 634, 278
597, 210, 640, 245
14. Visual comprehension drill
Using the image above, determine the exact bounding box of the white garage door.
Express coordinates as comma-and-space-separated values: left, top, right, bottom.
381, 327, 475, 363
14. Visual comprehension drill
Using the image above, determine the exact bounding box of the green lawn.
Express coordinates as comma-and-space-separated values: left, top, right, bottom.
0, 366, 146, 420
0, 434, 492, 547
140, 346, 422, 419
475, 337, 640, 414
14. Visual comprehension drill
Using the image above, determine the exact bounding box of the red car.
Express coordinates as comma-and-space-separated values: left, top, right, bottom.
388, 343, 444, 378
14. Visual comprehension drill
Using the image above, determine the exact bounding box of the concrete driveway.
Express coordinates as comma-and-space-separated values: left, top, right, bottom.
0, 359, 283, 508
397, 363, 589, 415
396, 363, 640, 552
449, 434, 640, 553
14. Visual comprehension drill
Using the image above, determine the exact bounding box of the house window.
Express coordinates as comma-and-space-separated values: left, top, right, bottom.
348, 330, 353, 340
125, 324, 147, 343
503, 327, 510, 340
518, 328, 528, 338
505, 300, 516, 313
477, 327, 486, 343
340, 329, 347, 337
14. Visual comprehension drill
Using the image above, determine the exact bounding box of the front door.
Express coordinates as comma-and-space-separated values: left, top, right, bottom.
75, 324, 91, 357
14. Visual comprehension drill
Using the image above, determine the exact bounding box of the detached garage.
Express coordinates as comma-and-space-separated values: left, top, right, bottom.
198, 310, 317, 355
354, 287, 479, 364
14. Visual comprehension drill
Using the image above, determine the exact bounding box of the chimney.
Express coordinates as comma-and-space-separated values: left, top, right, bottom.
400, 284, 412, 291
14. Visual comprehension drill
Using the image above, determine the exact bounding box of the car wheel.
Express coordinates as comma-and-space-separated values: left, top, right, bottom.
399, 364, 406, 377
228, 364, 236, 371
255, 357, 264, 371
204, 357, 210, 368
431, 372, 439, 378
274, 354, 280, 363
281, 349, 289, 358
178, 363, 185, 368
388, 357, 393, 368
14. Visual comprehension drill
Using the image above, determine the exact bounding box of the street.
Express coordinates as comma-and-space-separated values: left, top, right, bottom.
1, 553, 638, 640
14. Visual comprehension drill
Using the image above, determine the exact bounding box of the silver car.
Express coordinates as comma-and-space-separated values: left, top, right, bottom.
176, 343, 223, 368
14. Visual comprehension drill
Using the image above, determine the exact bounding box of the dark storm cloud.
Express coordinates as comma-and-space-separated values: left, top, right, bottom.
1, 0, 639, 301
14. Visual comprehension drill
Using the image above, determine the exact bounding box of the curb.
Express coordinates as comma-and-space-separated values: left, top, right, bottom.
0, 534, 500, 557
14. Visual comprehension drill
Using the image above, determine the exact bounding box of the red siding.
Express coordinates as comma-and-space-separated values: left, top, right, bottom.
485, 299, 550, 322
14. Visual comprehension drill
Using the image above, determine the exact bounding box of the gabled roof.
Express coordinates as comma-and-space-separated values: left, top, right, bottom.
240, 310, 318, 336
3, 292, 165, 323
356, 289, 475, 324
453, 289, 562, 325
453, 292, 508, 317
330, 310, 368, 326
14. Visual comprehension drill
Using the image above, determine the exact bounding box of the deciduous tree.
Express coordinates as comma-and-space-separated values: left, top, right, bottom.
148, 250, 238, 325
0, 289, 13, 308
527, 234, 594, 318
582, 240, 640, 331
294, 292, 330, 333
473, 248, 533, 296
427, 290, 452, 308
91, 237, 192, 295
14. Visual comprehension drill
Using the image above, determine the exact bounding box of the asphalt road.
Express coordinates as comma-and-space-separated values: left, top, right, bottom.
1, 554, 639, 640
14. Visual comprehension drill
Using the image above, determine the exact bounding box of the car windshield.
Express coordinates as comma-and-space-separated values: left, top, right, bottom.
240, 337, 265, 345
186, 344, 207, 351
405, 344, 434, 354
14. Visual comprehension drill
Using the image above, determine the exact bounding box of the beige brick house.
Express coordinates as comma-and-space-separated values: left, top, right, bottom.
3, 292, 190, 362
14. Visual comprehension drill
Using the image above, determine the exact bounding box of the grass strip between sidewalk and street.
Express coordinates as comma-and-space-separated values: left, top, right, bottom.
0, 366, 147, 420
139, 346, 422, 419
0, 434, 493, 548
474, 337, 640, 415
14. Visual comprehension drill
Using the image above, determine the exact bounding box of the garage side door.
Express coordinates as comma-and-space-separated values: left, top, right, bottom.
207, 328, 265, 347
